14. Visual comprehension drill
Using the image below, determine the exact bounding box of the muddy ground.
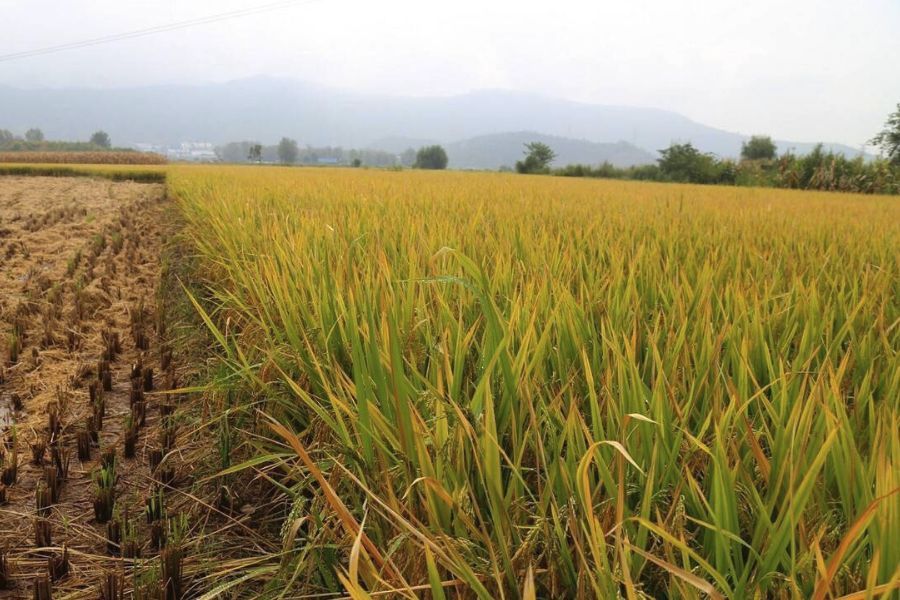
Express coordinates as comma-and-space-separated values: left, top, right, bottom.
0, 176, 184, 597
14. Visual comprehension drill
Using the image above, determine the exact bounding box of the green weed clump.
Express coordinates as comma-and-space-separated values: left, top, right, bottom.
173, 166, 900, 599
92, 455, 117, 524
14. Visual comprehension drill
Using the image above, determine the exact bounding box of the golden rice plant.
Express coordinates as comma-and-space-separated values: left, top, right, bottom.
172, 166, 900, 600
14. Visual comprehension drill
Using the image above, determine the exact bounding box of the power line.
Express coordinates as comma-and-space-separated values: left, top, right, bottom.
0, 0, 324, 62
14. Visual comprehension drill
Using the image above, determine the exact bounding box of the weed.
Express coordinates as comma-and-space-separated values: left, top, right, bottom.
92, 456, 116, 524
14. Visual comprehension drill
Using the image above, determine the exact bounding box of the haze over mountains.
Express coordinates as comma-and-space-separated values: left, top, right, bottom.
0, 77, 866, 168
374, 133, 657, 170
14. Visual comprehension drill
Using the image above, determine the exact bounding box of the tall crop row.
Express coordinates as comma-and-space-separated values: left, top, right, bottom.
0, 163, 167, 182
0, 151, 167, 165
171, 166, 900, 599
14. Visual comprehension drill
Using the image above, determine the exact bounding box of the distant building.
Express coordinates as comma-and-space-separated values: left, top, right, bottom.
167, 141, 219, 162
316, 157, 341, 165
133, 142, 166, 154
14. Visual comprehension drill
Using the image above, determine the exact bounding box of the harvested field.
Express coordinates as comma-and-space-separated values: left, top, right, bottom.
0, 152, 167, 166
0, 177, 191, 598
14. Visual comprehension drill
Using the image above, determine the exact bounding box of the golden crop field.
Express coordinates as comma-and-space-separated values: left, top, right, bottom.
165, 165, 900, 599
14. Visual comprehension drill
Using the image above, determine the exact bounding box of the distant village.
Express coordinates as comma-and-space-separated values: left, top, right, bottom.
134, 142, 219, 162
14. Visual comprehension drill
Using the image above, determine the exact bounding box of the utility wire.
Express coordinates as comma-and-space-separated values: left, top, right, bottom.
0, 0, 323, 62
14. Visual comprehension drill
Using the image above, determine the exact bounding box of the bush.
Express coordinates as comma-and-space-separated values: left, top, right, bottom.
552, 161, 663, 181
515, 154, 550, 175
715, 159, 738, 185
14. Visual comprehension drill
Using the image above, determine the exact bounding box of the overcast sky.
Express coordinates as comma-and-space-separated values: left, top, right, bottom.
3, 0, 898, 148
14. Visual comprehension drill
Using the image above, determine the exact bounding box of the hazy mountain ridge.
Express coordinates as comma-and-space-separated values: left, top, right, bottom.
444, 132, 656, 170
0, 77, 867, 164
366, 133, 656, 169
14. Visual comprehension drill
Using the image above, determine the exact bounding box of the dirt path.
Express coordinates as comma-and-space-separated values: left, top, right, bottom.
0, 176, 182, 597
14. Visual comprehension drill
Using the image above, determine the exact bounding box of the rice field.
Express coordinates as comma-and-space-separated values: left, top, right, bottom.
165, 165, 900, 599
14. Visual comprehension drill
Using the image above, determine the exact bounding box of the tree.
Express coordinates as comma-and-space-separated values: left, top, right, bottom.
352, 158, 362, 168
657, 142, 718, 184
413, 145, 448, 170
278, 137, 299, 165
0, 129, 13, 147
400, 147, 417, 167
90, 130, 111, 148
515, 142, 557, 174
248, 143, 263, 163
25, 128, 44, 142
741, 135, 777, 161
217, 141, 251, 163
869, 103, 900, 166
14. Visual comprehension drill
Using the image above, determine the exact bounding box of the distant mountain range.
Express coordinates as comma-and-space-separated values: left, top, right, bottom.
0, 77, 867, 168
448, 133, 656, 170
372, 132, 656, 169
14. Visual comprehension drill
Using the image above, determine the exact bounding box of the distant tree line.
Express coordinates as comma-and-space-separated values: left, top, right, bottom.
216, 139, 453, 170
0, 127, 122, 152
216, 140, 402, 167
511, 105, 900, 195
552, 139, 898, 195
548, 105, 900, 196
